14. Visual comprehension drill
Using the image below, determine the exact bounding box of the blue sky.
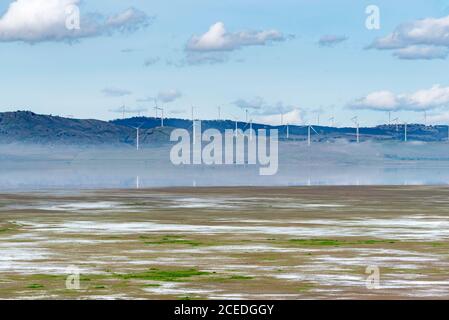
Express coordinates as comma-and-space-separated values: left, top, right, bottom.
1, 0, 449, 126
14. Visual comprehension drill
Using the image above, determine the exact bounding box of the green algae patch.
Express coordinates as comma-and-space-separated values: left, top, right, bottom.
229, 275, 253, 280
288, 239, 397, 246
142, 235, 203, 247
115, 268, 211, 282
298, 283, 314, 292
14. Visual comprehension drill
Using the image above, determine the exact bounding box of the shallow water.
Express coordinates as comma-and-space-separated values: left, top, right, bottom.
1, 186, 449, 299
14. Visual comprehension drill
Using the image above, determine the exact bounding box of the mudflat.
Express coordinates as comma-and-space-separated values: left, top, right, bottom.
1, 186, 449, 299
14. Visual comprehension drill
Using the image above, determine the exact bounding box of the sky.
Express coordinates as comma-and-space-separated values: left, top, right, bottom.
1, 0, 449, 126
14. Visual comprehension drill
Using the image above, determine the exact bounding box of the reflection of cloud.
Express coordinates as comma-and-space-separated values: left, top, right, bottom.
348, 85, 449, 112
0, 0, 153, 43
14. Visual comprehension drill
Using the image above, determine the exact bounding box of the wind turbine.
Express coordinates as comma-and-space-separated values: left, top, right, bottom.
329, 117, 335, 127
351, 116, 360, 143
131, 123, 144, 150
307, 124, 319, 146
392, 117, 399, 131
154, 106, 164, 127
286, 123, 290, 139
218, 106, 221, 120
191, 106, 197, 144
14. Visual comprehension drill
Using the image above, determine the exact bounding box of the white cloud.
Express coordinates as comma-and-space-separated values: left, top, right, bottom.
233, 97, 264, 110
186, 22, 285, 52
369, 14, 449, 59
253, 109, 303, 126
318, 34, 348, 47
157, 89, 182, 103
0, 0, 152, 43
349, 85, 449, 112
102, 87, 132, 97
393, 45, 449, 60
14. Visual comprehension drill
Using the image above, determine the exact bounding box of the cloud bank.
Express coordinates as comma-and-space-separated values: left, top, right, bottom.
349, 85, 449, 112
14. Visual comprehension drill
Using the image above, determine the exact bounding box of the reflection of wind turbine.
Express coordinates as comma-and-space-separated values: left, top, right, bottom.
131, 123, 144, 150
307, 124, 319, 146
351, 116, 359, 143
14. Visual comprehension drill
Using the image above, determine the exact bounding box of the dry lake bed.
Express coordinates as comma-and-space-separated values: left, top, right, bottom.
1, 186, 449, 299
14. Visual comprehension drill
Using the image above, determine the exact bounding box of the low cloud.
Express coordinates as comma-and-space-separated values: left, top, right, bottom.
253, 109, 304, 126
0, 0, 153, 43
348, 85, 449, 112
143, 57, 160, 67
102, 87, 132, 97
157, 90, 182, 103
318, 34, 348, 47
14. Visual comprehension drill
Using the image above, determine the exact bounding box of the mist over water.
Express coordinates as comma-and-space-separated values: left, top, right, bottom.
1, 140, 449, 190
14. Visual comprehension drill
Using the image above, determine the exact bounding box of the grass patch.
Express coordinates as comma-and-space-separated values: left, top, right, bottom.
143, 235, 203, 247
94, 285, 106, 289
27, 284, 44, 289
298, 283, 314, 292
115, 268, 211, 282
289, 239, 397, 246
229, 275, 253, 280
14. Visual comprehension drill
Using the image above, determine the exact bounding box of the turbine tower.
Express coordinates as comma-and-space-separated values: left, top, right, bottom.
329, 117, 335, 127
351, 116, 360, 143
131, 123, 144, 150
154, 106, 164, 127
404, 122, 408, 142
307, 124, 319, 146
